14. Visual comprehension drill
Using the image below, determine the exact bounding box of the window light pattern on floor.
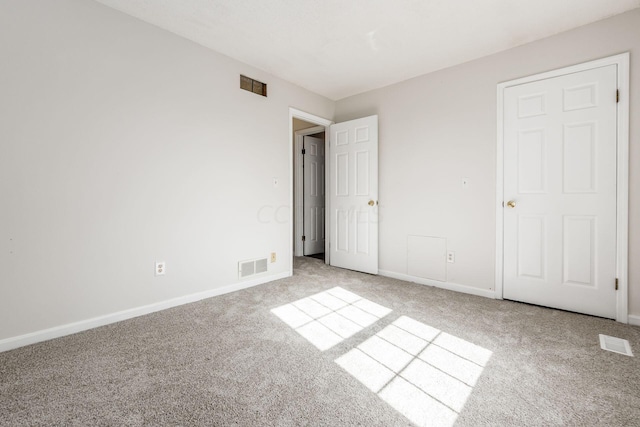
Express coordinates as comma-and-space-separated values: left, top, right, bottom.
271, 287, 392, 351
335, 316, 492, 427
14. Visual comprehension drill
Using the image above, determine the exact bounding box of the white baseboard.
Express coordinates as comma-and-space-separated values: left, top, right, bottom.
0, 271, 290, 354
628, 315, 640, 327
379, 270, 496, 299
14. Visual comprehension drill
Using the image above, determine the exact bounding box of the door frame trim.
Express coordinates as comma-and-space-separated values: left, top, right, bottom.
294, 125, 326, 257
289, 108, 333, 275
494, 52, 630, 323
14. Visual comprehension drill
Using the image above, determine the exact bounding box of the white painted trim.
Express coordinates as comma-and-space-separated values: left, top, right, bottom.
289, 108, 333, 270
495, 52, 630, 323
324, 125, 331, 265
290, 108, 333, 128
615, 53, 630, 324
295, 135, 303, 257
0, 271, 290, 354
294, 126, 325, 257
379, 270, 496, 300
495, 82, 505, 301
628, 315, 640, 327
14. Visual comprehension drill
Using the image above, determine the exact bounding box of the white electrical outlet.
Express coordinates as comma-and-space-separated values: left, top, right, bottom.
270, 252, 276, 263
155, 261, 166, 276
462, 177, 470, 189
447, 252, 455, 263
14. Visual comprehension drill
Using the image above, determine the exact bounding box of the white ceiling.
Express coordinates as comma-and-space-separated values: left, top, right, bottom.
95, 0, 640, 100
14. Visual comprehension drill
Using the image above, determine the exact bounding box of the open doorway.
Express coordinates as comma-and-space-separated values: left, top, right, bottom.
293, 118, 326, 261
289, 109, 333, 272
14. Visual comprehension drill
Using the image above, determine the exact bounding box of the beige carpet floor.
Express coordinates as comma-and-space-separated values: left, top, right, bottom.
1, 257, 639, 426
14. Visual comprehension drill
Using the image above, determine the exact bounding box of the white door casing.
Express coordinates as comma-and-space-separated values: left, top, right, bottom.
329, 115, 379, 274
497, 55, 630, 321
303, 135, 325, 255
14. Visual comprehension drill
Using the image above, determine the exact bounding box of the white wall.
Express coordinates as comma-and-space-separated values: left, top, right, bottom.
334, 9, 640, 316
0, 0, 334, 344
2, 2, 637, 349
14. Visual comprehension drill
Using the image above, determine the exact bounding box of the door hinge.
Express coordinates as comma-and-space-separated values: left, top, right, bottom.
616, 89, 619, 103
615, 278, 619, 290
302, 148, 306, 155
302, 235, 306, 241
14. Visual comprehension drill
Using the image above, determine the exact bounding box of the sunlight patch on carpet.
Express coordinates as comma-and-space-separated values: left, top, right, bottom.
335, 316, 492, 427
271, 287, 391, 351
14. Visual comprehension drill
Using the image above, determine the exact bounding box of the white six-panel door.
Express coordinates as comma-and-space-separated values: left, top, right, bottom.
303, 135, 325, 255
503, 65, 618, 318
329, 115, 378, 274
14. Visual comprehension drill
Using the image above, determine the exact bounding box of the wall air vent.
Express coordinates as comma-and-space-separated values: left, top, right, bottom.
239, 257, 269, 278
240, 75, 267, 97
255, 258, 268, 274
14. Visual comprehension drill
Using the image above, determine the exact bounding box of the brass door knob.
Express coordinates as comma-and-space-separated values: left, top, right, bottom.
506, 200, 516, 208
368, 200, 375, 206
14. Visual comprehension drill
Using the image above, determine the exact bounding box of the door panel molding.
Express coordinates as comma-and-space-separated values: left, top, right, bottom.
495, 53, 629, 322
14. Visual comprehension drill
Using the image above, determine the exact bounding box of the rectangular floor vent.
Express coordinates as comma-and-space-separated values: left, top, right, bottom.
599, 334, 633, 357
239, 258, 269, 279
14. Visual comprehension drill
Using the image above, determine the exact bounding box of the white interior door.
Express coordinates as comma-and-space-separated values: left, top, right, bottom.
503, 65, 618, 318
329, 115, 378, 274
303, 135, 325, 255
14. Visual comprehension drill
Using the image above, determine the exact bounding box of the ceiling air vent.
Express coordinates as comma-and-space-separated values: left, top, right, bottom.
240, 75, 267, 97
